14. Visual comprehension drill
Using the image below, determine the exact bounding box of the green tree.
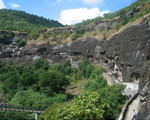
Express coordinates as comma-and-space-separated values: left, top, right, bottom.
19, 71, 36, 89
98, 84, 126, 118
39, 85, 126, 120
85, 64, 94, 79
9, 90, 51, 108
89, 66, 104, 80
34, 58, 49, 70
58, 92, 105, 120
0, 111, 33, 120
39, 71, 69, 95
79, 58, 91, 78
85, 74, 107, 91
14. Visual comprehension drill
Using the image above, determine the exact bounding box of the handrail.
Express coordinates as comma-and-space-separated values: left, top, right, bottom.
118, 92, 139, 120
0, 104, 45, 113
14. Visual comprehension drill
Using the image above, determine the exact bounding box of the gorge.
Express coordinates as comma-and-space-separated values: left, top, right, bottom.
0, 14, 150, 120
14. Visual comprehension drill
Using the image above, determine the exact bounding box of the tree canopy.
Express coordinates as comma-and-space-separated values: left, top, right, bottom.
0, 9, 64, 40
0, 58, 127, 119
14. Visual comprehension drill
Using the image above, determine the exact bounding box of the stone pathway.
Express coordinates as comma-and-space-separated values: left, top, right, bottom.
124, 95, 140, 120
121, 82, 139, 120
103, 71, 140, 120
122, 82, 139, 97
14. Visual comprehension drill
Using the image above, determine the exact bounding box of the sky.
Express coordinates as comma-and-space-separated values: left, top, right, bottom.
0, 0, 137, 25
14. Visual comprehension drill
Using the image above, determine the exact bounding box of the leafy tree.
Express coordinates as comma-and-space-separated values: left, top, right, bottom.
89, 66, 104, 80
98, 84, 126, 118
58, 92, 105, 120
0, 31, 15, 44
9, 90, 51, 108
18, 71, 36, 89
79, 58, 91, 78
85, 64, 94, 79
2, 71, 19, 99
39, 71, 69, 95
34, 58, 49, 70
28, 29, 40, 39
49, 64, 62, 73
85, 74, 107, 91
38, 85, 126, 120
0, 111, 33, 120
0, 9, 64, 30
0, 9, 64, 40
63, 60, 71, 67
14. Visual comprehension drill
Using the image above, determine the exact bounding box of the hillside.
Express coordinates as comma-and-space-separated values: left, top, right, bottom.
70, 0, 150, 41
0, 0, 150, 120
28, 0, 150, 45
0, 0, 150, 45
0, 9, 64, 40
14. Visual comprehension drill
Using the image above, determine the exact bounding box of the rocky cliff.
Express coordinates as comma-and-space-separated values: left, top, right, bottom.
0, 16, 150, 120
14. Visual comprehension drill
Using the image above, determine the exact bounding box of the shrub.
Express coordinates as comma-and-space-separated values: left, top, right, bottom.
85, 74, 107, 91
39, 85, 126, 120
71, 32, 82, 41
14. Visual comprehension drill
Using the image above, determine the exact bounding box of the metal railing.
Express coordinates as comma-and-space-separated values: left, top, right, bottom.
0, 104, 46, 113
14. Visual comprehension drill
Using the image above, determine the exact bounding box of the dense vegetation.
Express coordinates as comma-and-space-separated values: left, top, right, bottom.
0, 9, 64, 39
38, 78, 126, 120
0, 58, 126, 119
0, 31, 15, 44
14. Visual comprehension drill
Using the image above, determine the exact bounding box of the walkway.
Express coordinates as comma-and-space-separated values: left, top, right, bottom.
124, 95, 140, 120
121, 82, 139, 120
122, 82, 139, 97
103, 71, 140, 120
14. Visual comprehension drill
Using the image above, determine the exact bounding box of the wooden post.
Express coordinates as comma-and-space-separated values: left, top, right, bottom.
35, 113, 38, 120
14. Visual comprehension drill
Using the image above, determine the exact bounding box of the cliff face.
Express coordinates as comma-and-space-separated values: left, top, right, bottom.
0, 19, 150, 120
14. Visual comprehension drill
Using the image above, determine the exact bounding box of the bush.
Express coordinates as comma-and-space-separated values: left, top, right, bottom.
0, 31, 15, 44
39, 71, 69, 95
15, 39, 27, 47
0, 111, 33, 120
71, 32, 82, 41
9, 90, 51, 108
89, 66, 104, 80
85, 74, 107, 91
34, 58, 49, 70
39, 85, 126, 120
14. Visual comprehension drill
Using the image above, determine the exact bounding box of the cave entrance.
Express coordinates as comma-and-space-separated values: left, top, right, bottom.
132, 73, 140, 82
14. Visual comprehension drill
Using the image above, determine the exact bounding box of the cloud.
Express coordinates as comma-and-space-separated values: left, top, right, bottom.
59, 7, 109, 25
9, 3, 21, 8
81, 0, 104, 5
0, 0, 6, 9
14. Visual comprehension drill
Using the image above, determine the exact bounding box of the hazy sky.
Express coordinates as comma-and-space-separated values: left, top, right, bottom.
1, 0, 137, 25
